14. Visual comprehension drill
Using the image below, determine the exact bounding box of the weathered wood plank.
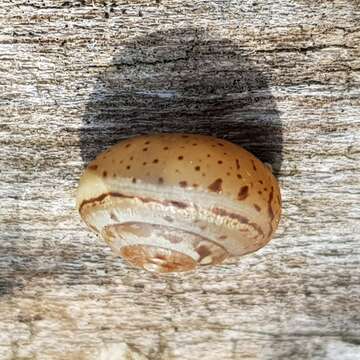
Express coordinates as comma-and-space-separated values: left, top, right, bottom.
1, 0, 360, 359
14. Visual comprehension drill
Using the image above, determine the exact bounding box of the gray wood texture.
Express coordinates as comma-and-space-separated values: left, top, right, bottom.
1, 0, 360, 359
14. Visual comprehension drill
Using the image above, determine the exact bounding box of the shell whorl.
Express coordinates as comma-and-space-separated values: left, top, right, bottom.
102, 222, 228, 272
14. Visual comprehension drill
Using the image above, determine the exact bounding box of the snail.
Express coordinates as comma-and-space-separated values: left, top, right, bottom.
76, 133, 281, 273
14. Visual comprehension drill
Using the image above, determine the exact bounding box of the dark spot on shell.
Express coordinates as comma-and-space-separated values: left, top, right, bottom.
259, 180, 264, 185
126, 165, 131, 170
125, 144, 131, 148
264, 187, 268, 192
144, 140, 150, 144
179, 181, 187, 187
175, 169, 180, 173
223, 152, 227, 155
251, 160, 257, 171
236, 159, 240, 170
193, 183, 198, 188
120, 160, 123, 164
178, 156, 184, 160
130, 156, 134, 161
168, 200, 188, 209
158, 177, 164, 184
102, 171, 107, 178
163, 146, 169, 150
238, 185, 249, 200
197, 245, 211, 260
110, 212, 117, 220
181, 135, 189, 138
237, 174, 242, 179
164, 216, 173, 222
154, 254, 167, 261
142, 162, 147, 166
113, 173, 117, 178
217, 143, 224, 147
207, 154, 211, 158
192, 143, 197, 146
226, 172, 230, 176
208, 178, 223, 193
202, 173, 206, 177
89, 165, 98, 170
195, 166, 200, 171
218, 235, 227, 240
153, 159, 159, 163
254, 204, 261, 212
132, 178, 137, 183
143, 147, 148, 152
218, 160, 223, 164
258, 190, 263, 195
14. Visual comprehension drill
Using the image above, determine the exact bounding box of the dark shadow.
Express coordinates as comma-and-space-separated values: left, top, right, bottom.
81, 27, 282, 175
0, 28, 282, 299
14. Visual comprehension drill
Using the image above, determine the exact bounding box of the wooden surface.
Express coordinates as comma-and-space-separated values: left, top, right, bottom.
1, 1, 360, 359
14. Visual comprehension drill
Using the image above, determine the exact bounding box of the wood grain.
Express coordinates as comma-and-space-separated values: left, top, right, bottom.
1, 0, 360, 359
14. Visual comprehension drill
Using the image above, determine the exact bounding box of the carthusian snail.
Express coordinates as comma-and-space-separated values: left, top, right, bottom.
76, 133, 281, 273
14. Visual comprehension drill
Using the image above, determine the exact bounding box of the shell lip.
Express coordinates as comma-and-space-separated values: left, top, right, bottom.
78, 188, 268, 233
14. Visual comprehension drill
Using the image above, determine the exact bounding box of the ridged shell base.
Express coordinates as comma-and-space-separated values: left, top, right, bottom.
101, 222, 228, 273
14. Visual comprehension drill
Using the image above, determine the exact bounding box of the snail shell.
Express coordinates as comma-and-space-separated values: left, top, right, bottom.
76, 133, 281, 273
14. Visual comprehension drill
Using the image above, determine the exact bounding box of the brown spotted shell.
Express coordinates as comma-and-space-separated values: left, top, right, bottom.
76, 133, 281, 273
